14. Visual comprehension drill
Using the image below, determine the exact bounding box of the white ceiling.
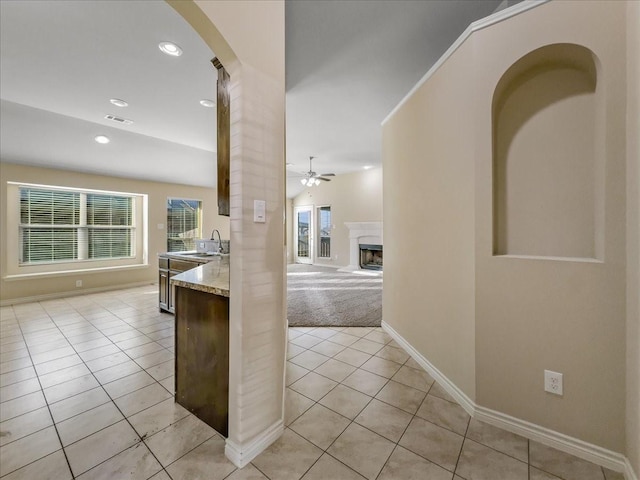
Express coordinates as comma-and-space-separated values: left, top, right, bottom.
0, 0, 509, 195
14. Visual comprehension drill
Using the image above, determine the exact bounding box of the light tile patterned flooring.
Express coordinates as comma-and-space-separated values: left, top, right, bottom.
0, 285, 624, 480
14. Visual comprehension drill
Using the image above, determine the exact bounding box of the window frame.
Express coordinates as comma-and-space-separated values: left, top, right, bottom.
5, 182, 148, 279
317, 205, 332, 259
166, 197, 203, 253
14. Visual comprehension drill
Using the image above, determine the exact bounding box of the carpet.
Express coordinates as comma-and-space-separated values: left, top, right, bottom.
287, 264, 382, 327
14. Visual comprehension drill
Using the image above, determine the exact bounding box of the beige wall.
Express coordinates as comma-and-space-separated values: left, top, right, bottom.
0, 161, 228, 303
286, 198, 293, 264
382, 39, 477, 398
383, 0, 630, 454
626, 0, 640, 474
291, 168, 382, 267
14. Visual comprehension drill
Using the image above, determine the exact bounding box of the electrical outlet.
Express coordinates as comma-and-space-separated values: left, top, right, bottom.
75, 280, 82, 288
544, 370, 563, 395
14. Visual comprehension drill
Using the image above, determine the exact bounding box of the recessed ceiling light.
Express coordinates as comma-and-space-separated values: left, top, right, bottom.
109, 98, 128, 108
159, 41, 182, 57
363, 165, 373, 170
199, 99, 215, 108
94, 135, 110, 144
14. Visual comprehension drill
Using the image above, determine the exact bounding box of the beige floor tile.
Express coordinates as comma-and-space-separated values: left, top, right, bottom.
354, 399, 412, 442
314, 358, 356, 382
116, 336, 153, 351
288, 329, 304, 341
363, 330, 392, 345
146, 360, 174, 381
226, 463, 268, 480
287, 343, 306, 359
252, 428, 322, 480
144, 414, 215, 467
78, 344, 120, 363
49, 387, 111, 423
456, 438, 528, 480
114, 382, 172, 417
530, 467, 563, 479
290, 372, 337, 401
466, 418, 528, 462
1, 450, 72, 480
0, 406, 53, 447
39, 363, 91, 389
327, 332, 360, 347
75, 441, 161, 480
378, 446, 452, 480
290, 350, 330, 370
0, 377, 41, 402
28, 338, 71, 355
148, 470, 172, 480
360, 356, 401, 378
529, 441, 605, 480
0, 349, 29, 365
57, 402, 123, 446
342, 369, 388, 397
34, 354, 83, 376
73, 337, 112, 353
290, 403, 350, 449
333, 348, 372, 367
0, 366, 36, 388
374, 345, 410, 364
159, 376, 174, 394
128, 397, 190, 438
375, 380, 426, 414
125, 342, 165, 359
0, 357, 33, 375
31, 346, 76, 365
307, 328, 339, 340
350, 338, 384, 355
43, 374, 99, 404
0, 390, 47, 422
86, 352, 131, 372
166, 435, 236, 480
290, 334, 324, 349
94, 360, 142, 384
286, 362, 310, 386
285, 388, 315, 426
301, 453, 366, 479
391, 365, 434, 392
327, 422, 395, 480
0, 426, 61, 477
428, 382, 457, 402
310, 340, 346, 357
318, 384, 372, 420
399, 416, 464, 472
416, 394, 470, 435
341, 327, 374, 338
64, 420, 140, 476
103, 371, 156, 399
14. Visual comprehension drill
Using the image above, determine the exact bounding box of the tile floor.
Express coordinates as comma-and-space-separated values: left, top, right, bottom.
0, 285, 625, 480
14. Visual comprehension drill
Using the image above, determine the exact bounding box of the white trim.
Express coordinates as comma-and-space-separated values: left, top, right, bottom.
381, 0, 550, 126
0, 281, 153, 306
3, 263, 149, 281
381, 320, 635, 479
225, 419, 284, 468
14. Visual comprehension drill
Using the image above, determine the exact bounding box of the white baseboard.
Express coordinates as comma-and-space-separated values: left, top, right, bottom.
225, 419, 284, 468
381, 320, 636, 480
0, 281, 154, 306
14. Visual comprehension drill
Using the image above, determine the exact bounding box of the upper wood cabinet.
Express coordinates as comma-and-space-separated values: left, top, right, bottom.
213, 57, 230, 217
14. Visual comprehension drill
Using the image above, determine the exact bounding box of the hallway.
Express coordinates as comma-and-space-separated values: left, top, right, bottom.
0, 286, 621, 479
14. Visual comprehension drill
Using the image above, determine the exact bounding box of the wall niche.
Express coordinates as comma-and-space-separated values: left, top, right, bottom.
492, 43, 603, 260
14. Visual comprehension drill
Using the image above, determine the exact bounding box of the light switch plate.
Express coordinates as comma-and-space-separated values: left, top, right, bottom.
254, 200, 266, 223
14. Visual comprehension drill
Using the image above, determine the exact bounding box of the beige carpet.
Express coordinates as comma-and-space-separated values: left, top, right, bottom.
287, 264, 382, 327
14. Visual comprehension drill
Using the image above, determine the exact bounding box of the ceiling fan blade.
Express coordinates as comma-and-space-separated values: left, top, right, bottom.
317, 177, 332, 182
319, 173, 335, 177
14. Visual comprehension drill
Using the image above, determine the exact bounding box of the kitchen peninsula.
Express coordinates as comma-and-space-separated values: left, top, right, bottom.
168, 254, 230, 437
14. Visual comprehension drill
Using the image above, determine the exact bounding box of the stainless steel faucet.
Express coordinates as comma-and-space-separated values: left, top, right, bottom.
210, 229, 223, 253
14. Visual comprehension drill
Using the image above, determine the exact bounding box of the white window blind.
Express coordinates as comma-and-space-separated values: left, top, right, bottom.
19, 186, 135, 265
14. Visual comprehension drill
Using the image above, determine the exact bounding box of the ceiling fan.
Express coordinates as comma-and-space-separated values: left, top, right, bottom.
297, 156, 335, 186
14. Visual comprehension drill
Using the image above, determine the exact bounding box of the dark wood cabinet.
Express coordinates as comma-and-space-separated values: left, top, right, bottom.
175, 286, 229, 436
159, 256, 204, 314
212, 57, 230, 217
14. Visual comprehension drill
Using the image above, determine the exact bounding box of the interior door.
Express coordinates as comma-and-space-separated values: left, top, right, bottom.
294, 206, 313, 264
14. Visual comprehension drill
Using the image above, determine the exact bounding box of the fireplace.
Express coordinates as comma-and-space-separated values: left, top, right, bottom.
359, 244, 383, 271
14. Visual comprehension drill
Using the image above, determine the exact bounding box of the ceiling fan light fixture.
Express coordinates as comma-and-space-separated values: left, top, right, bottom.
109, 98, 128, 108
314, 178, 320, 186
300, 178, 307, 186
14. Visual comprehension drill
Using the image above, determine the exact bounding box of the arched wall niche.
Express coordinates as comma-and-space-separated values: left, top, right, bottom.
492, 43, 604, 260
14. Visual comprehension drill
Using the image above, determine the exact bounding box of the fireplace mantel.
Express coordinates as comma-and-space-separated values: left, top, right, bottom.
341, 222, 383, 272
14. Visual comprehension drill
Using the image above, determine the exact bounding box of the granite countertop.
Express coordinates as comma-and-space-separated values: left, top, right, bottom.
170, 256, 230, 297
160, 251, 230, 262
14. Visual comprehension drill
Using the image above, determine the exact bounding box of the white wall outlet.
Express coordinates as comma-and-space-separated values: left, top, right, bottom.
544, 370, 563, 395
75, 280, 82, 288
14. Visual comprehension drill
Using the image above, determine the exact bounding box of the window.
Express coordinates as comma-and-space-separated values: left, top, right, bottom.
20, 187, 135, 264
318, 206, 331, 258
167, 198, 202, 252
6, 182, 147, 278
